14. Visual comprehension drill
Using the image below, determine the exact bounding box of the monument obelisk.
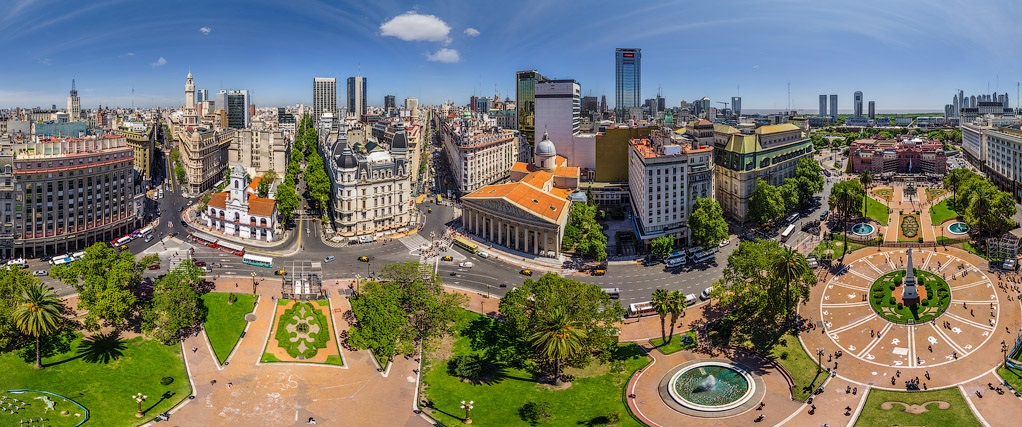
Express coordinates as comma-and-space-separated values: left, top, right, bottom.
902, 248, 919, 302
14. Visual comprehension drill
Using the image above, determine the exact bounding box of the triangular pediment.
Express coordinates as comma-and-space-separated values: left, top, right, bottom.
467, 198, 553, 225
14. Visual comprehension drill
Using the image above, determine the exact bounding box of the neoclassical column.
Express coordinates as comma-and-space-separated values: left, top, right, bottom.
544, 230, 549, 257
533, 228, 539, 255
523, 226, 530, 253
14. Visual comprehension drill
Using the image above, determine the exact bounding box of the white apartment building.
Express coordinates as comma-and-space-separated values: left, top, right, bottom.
229, 128, 290, 179
313, 77, 337, 120
440, 118, 520, 195
628, 127, 714, 248
535, 80, 598, 170
324, 124, 413, 240
961, 123, 1022, 201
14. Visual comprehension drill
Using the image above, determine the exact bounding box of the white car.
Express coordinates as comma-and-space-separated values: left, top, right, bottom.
33, 270, 48, 276
719, 239, 731, 247
700, 286, 713, 300
477, 252, 489, 259
459, 261, 474, 268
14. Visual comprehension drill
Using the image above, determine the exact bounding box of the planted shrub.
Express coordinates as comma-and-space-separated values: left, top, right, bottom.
897, 302, 904, 310
889, 297, 897, 305
921, 300, 930, 306
894, 277, 903, 286
519, 401, 553, 425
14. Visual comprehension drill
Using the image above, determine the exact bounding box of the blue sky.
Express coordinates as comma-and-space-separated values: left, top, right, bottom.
2, 0, 1021, 111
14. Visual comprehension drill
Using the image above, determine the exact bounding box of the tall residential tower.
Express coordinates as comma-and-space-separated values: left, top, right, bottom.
347, 76, 367, 119
854, 91, 864, 117
313, 77, 337, 120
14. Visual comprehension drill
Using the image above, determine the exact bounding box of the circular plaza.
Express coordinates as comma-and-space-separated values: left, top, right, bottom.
801, 246, 1021, 389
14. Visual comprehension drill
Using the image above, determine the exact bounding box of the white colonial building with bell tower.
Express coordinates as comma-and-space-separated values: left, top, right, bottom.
202, 164, 279, 241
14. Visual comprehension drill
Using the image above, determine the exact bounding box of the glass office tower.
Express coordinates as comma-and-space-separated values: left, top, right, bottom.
516, 70, 547, 150
615, 48, 641, 120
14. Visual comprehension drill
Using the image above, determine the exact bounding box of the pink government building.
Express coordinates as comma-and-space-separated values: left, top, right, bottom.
849, 137, 948, 176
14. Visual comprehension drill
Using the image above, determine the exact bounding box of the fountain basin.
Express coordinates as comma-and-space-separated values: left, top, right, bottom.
667, 361, 755, 411
851, 222, 876, 236
947, 222, 970, 235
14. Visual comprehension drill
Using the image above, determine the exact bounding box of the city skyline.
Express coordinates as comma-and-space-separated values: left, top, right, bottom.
1, 0, 1021, 110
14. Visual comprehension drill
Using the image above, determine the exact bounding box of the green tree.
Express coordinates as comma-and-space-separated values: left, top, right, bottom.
858, 170, 873, 216
561, 203, 608, 261
14, 284, 64, 368
749, 179, 785, 227
51, 243, 158, 330
774, 246, 811, 324
585, 186, 595, 206
174, 162, 186, 183
142, 263, 207, 344
529, 308, 586, 385
347, 280, 405, 359
0, 266, 40, 350
499, 274, 624, 368
665, 290, 688, 341
650, 236, 673, 259
944, 168, 976, 211
650, 288, 670, 344
828, 179, 865, 223
712, 240, 815, 329
964, 185, 1016, 238
257, 179, 270, 198
274, 177, 300, 225
687, 197, 729, 247
778, 179, 800, 212
795, 157, 825, 195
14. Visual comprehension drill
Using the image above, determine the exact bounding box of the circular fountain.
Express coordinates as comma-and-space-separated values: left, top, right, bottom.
947, 222, 970, 235
851, 222, 876, 237
667, 361, 754, 411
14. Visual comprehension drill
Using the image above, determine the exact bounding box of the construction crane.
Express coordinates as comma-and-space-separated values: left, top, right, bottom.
717, 101, 729, 109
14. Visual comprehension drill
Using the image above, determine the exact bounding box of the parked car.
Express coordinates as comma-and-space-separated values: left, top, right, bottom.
358, 256, 369, 262
684, 293, 698, 307
193, 261, 207, 267
459, 261, 473, 268
642, 256, 660, 267
33, 270, 48, 276
520, 269, 533, 276
442, 255, 453, 261
718, 238, 731, 247
700, 286, 713, 301
211, 262, 222, 268
324, 256, 335, 263
148, 264, 161, 270
477, 252, 489, 259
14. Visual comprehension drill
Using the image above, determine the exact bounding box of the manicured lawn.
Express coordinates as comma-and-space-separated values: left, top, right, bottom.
998, 366, 1022, 392
869, 270, 950, 324
812, 232, 865, 260
422, 310, 649, 426
0, 333, 191, 427
929, 200, 959, 226
865, 196, 890, 225
925, 187, 946, 201
897, 214, 921, 242
873, 188, 892, 201
769, 333, 825, 401
854, 388, 980, 427
649, 331, 697, 355
201, 292, 257, 364
273, 300, 330, 359
962, 241, 986, 259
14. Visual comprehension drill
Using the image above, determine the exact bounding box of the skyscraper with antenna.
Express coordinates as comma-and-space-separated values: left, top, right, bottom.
67, 79, 81, 122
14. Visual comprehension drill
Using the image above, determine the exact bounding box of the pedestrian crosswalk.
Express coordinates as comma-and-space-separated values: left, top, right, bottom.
400, 233, 429, 250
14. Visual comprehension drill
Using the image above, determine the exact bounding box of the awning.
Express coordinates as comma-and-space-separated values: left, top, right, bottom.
192, 232, 219, 244
218, 240, 245, 252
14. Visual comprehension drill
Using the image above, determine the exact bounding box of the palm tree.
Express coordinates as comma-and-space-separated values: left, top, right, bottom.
529, 309, 586, 385
859, 170, 873, 217
14, 284, 65, 369
968, 190, 992, 238
665, 291, 688, 343
774, 247, 809, 325
650, 289, 670, 345
946, 170, 962, 210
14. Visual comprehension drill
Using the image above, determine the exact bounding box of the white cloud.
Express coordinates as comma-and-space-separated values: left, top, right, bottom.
425, 48, 460, 63
34, 56, 51, 65
464, 27, 480, 37
380, 11, 450, 42
151, 57, 167, 68
126, 52, 134, 56
199, 26, 211, 35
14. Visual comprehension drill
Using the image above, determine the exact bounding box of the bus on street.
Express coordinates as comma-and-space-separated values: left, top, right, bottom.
780, 224, 796, 242
627, 301, 657, 318
453, 236, 478, 254
242, 253, 273, 268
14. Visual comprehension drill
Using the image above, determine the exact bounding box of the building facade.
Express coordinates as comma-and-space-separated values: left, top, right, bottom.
461, 134, 579, 258
829, 95, 838, 120
313, 77, 337, 121
849, 137, 948, 176
229, 129, 290, 179
203, 164, 278, 241
535, 79, 581, 162
516, 70, 547, 151
713, 123, 815, 222
439, 118, 520, 195
324, 124, 413, 240
819, 95, 827, 116
960, 124, 1022, 201
615, 48, 641, 120
347, 76, 367, 119
0, 133, 141, 258
67, 80, 81, 122
628, 126, 714, 248
854, 91, 863, 117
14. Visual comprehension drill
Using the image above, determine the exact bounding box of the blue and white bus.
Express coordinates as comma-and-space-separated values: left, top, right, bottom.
242, 253, 273, 268
665, 252, 688, 268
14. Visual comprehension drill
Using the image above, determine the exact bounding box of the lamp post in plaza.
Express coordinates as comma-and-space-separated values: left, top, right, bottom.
1003, 342, 1010, 369
251, 271, 258, 295
460, 400, 474, 424
133, 392, 148, 418
816, 348, 826, 373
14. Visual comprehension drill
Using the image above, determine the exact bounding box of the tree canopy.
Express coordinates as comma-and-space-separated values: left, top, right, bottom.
688, 197, 729, 247
498, 273, 624, 371
749, 179, 785, 227
711, 239, 815, 327
945, 169, 1016, 237
828, 179, 865, 223
0, 266, 41, 350
51, 243, 159, 330
561, 203, 608, 261
142, 263, 208, 344
650, 236, 673, 259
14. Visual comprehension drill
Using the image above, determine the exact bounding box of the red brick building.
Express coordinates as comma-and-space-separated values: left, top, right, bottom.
849, 137, 947, 175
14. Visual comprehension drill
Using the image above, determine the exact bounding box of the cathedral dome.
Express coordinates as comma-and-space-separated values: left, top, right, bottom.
535, 133, 556, 158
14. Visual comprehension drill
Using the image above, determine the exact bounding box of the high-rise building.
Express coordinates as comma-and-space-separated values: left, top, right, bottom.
405, 97, 419, 124
535, 79, 581, 160
183, 73, 199, 127
196, 89, 208, 104
829, 95, 838, 120
384, 94, 396, 112
516, 70, 547, 150
868, 101, 876, 120
581, 96, 599, 118
819, 95, 828, 116
953, 94, 960, 118
475, 97, 491, 113
313, 77, 337, 121
225, 90, 250, 129
67, 79, 81, 122
346, 76, 367, 119
600, 95, 608, 113
469, 96, 479, 112
656, 95, 666, 114
854, 91, 863, 117
732, 96, 742, 117
614, 48, 641, 120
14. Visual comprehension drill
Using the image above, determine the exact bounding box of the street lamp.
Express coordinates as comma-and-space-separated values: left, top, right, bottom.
816, 348, 825, 373
133, 392, 148, 418
460, 400, 474, 424
250, 272, 257, 295
1003, 342, 1010, 369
